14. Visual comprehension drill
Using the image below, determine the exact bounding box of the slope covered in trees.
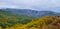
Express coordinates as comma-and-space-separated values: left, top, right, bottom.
0, 10, 35, 29
6, 16, 60, 29
0, 9, 60, 29
24, 16, 60, 29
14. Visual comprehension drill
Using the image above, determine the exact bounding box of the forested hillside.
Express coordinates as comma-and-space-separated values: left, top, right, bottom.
4, 16, 60, 29
0, 9, 60, 29
0, 10, 35, 29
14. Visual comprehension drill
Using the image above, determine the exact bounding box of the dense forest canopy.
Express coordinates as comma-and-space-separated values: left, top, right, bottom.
0, 10, 60, 29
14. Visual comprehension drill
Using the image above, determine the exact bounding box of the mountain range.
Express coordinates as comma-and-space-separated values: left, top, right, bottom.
0, 8, 60, 18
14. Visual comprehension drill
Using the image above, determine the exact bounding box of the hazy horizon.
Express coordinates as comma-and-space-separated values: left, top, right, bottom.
0, 0, 60, 12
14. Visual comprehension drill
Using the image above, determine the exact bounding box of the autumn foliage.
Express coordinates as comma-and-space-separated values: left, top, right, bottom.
0, 10, 60, 29
0, 16, 60, 29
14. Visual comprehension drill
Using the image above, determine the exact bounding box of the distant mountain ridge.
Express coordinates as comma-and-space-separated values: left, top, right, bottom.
0, 8, 60, 18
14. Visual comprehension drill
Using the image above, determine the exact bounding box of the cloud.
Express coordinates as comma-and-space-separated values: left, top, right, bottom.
0, 2, 19, 8
0, 0, 60, 12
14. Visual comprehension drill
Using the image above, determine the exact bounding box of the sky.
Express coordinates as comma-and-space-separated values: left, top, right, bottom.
0, 0, 60, 12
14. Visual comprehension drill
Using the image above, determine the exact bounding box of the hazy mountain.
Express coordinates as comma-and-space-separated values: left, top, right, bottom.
0, 8, 59, 18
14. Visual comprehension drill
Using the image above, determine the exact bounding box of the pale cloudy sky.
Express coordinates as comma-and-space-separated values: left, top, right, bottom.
0, 0, 60, 12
